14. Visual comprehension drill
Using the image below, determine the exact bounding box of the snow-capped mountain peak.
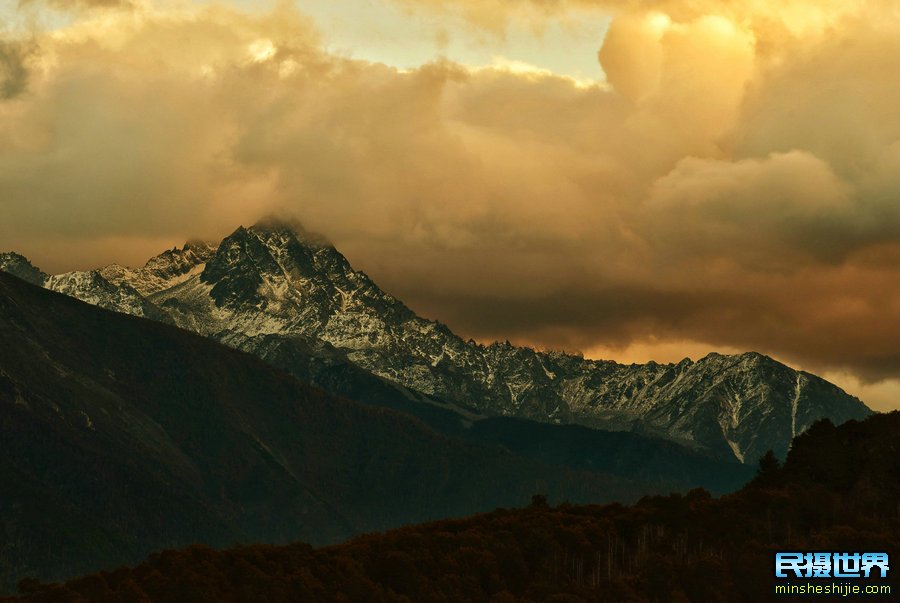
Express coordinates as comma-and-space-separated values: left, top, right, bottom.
0, 222, 872, 463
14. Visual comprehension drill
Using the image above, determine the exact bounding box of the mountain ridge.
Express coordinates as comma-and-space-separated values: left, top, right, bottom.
0, 219, 872, 463
1, 270, 689, 593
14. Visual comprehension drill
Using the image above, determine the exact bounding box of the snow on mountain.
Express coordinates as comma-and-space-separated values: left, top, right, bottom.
44, 270, 171, 323
100, 240, 217, 296
1, 220, 872, 463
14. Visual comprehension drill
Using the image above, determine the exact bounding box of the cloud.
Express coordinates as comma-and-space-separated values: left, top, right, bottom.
3, 0, 900, 402
388, 0, 868, 43
18, 0, 131, 11
0, 40, 32, 100
644, 151, 855, 265
0, 2, 323, 251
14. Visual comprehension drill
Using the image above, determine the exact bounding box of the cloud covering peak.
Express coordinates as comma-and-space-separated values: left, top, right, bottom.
3, 0, 900, 408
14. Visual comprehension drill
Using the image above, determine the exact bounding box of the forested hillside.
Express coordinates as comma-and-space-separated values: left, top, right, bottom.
8, 412, 898, 602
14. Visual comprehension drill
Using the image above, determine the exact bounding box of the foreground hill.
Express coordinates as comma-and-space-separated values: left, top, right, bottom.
0, 219, 872, 463
8, 411, 898, 602
0, 272, 689, 593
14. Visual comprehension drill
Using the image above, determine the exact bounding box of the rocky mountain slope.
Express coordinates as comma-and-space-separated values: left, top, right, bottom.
0, 253, 46, 286
0, 219, 871, 462
0, 271, 678, 593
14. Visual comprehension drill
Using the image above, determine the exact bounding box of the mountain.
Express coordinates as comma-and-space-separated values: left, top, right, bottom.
0, 271, 690, 594
0, 251, 171, 322
9, 411, 898, 602
98, 241, 217, 297
45, 271, 172, 323
1, 220, 871, 462
0, 253, 47, 286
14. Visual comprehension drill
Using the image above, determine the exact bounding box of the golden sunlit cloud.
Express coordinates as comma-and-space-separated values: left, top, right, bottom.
2, 0, 900, 408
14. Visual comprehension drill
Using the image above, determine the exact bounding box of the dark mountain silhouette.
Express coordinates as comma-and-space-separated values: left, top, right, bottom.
0, 271, 752, 594
196, 324, 753, 494
7, 411, 897, 602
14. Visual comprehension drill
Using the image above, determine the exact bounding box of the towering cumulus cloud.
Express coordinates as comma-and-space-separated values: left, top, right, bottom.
2, 0, 900, 408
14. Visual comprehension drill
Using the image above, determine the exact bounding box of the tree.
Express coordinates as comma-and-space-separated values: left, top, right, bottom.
756, 450, 780, 477
530, 494, 549, 509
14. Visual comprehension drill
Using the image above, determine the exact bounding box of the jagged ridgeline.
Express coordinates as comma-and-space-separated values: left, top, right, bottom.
0, 219, 871, 463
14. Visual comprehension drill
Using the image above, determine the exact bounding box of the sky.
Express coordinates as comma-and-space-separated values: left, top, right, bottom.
2, 0, 900, 411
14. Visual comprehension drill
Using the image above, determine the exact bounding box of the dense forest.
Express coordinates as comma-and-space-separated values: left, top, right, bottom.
6, 411, 898, 602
